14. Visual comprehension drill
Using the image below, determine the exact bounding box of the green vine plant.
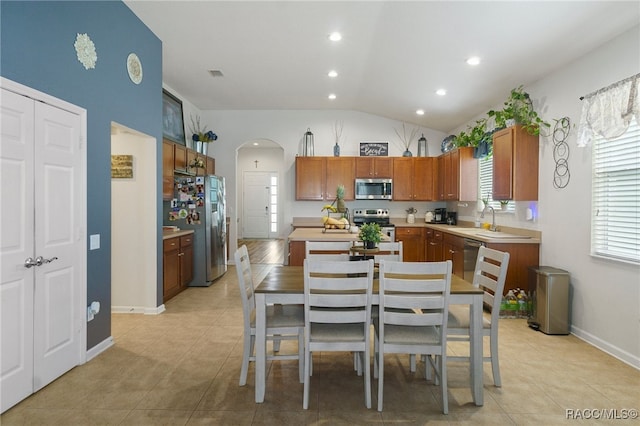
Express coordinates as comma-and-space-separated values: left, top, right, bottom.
453, 85, 551, 154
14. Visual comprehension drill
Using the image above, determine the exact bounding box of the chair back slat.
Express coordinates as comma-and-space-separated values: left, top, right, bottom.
305, 241, 353, 261
234, 245, 255, 321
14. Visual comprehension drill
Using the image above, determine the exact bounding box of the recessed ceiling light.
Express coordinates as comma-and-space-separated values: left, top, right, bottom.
328, 70, 338, 78
328, 93, 337, 100
436, 89, 447, 96
328, 32, 342, 42
416, 109, 425, 115
253, 142, 259, 146
466, 56, 481, 66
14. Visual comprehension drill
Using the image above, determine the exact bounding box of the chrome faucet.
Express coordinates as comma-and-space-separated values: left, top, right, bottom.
480, 205, 497, 231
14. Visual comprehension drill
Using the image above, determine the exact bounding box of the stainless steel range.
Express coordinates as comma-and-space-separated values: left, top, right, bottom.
352, 208, 395, 242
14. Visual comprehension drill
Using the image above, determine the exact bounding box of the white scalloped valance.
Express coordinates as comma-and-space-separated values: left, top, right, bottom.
577, 74, 640, 147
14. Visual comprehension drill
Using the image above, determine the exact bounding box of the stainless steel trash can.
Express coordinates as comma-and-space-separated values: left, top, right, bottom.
527, 266, 570, 335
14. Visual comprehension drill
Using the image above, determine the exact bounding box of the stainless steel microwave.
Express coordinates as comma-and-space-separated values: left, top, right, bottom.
355, 178, 392, 200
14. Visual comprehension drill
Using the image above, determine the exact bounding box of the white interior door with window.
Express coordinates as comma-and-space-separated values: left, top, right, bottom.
242, 171, 278, 239
1, 82, 86, 413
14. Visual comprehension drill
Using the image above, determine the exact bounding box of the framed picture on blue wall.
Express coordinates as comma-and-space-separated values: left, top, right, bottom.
162, 89, 185, 145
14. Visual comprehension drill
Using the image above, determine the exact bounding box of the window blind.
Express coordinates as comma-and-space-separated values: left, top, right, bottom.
479, 156, 515, 211
591, 118, 640, 264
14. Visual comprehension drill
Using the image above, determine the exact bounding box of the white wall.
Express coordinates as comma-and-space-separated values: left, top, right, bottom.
111, 127, 158, 313
450, 26, 640, 367
531, 26, 639, 367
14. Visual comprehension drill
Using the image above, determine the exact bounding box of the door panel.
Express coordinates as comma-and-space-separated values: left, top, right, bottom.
1, 89, 35, 411
33, 101, 82, 391
243, 172, 270, 238
1, 87, 83, 412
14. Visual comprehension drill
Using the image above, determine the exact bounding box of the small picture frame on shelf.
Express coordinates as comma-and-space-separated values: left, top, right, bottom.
359, 141, 389, 156
162, 89, 185, 145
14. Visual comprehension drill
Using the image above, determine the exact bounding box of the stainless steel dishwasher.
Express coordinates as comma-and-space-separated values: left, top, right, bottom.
463, 238, 485, 282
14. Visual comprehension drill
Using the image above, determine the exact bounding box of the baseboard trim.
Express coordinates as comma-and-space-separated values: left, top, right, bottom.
111, 304, 166, 315
86, 336, 113, 362
571, 325, 640, 370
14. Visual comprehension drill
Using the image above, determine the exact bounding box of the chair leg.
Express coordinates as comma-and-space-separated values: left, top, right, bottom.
363, 351, 371, 409
298, 329, 304, 384
273, 334, 281, 352
490, 332, 501, 387
239, 334, 252, 386
377, 350, 384, 411
373, 333, 379, 379
409, 354, 416, 372
303, 346, 311, 409
440, 355, 448, 414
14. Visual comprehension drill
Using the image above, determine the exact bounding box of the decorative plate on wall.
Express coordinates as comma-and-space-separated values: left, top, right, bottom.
127, 53, 143, 84
441, 135, 456, 153
74, 33, 97, 70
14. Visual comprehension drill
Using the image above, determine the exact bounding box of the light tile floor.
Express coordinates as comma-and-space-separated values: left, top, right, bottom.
3, 263, 639, 425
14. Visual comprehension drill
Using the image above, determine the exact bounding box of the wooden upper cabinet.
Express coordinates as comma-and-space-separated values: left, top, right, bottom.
296, 157, 325, 200
392, 158, 414, 201
437, 155, 445, 200
392, 157, 437, 201
162, 141, 175, 200
440, 147, 478, 201
492, 125, 539, 201
355, 157, 393, 178
326, 157, 355, 200
206, 156, 215, 175
174, 144, 188, 172
413, 157, 437, 201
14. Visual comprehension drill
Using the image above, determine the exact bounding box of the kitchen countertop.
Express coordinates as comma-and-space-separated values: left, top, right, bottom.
288, 227, 390, 242
162, 229, 194, 240
390, 219, 541, 244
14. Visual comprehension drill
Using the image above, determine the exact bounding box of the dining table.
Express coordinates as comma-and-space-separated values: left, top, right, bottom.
253, 265, 485, 406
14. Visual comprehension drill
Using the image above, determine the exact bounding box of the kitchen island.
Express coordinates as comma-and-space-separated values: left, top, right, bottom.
287, 227, 389, 266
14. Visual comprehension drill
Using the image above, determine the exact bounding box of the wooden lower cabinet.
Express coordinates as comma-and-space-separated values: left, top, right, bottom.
426, 228, 444, 261
486, 242, 539, 294
395, 227, 425, 262
163, 234, 194, 302
443, 233, 465, 278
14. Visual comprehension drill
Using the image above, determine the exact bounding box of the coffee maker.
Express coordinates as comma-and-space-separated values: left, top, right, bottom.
446, 211, 458, 225
433, 208, 447, 224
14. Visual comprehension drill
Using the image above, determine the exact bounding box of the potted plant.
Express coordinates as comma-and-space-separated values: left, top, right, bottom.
358, 222, 382, 249
499, 200, 510, 211
487, 85, 550, 136
189, 115, 218, 155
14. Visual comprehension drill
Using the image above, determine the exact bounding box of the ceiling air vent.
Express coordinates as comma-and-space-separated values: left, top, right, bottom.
208, 69, 224, 77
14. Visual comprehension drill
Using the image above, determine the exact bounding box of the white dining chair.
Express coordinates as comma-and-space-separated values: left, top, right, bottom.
302, 258, 375, 409
447, 246, 510, 387
373, 241, 403, 263
234, 245, 305, 386
305, 240, 352, 261
373, 259, 452, 413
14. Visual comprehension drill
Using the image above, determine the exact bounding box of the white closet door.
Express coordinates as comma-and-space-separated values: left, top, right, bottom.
32, 100, 82, 390
1, 88, 36, 411
1, 87, 83, 412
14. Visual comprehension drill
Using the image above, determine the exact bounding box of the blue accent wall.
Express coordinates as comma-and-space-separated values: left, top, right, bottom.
1, 1, 163, 349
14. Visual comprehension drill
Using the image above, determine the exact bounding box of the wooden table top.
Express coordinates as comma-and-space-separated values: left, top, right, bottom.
257, 265, 483, 295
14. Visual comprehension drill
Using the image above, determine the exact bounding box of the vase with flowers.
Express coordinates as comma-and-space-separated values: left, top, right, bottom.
189, 115, 218, 155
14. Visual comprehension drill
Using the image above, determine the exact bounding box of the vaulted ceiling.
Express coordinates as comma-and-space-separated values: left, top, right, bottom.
125, 1, 639, 133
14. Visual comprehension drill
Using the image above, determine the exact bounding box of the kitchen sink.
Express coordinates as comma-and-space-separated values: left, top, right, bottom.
475, 231, 531, 239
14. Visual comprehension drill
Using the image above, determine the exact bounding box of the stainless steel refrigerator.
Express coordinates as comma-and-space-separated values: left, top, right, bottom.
165, 175, 227, 286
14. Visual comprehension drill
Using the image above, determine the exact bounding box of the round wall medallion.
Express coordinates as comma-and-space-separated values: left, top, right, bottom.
126, 53, 143, 84
127, 53, 143, 84
74, 33, 97, 70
